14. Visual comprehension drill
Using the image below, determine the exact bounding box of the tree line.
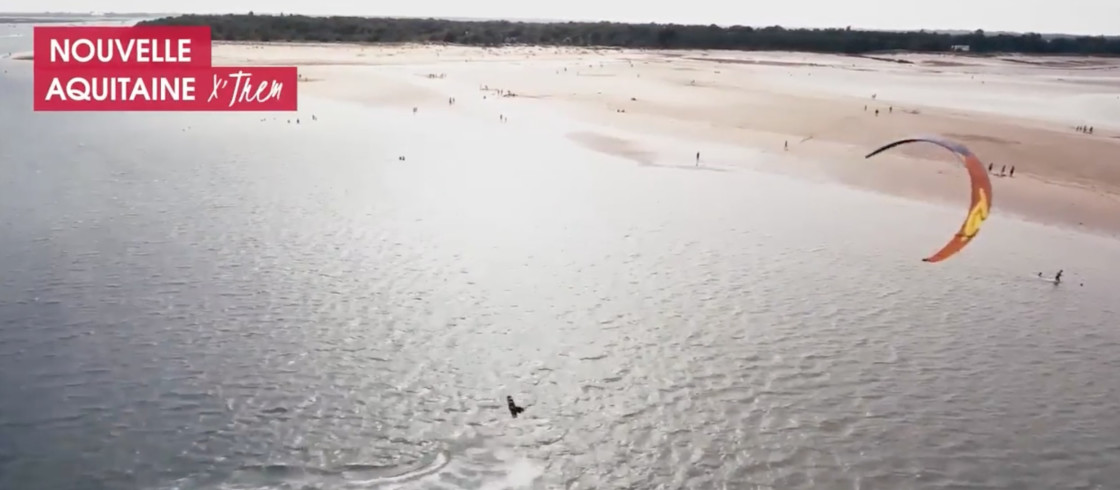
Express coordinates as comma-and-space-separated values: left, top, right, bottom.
139, 14, 1120, 56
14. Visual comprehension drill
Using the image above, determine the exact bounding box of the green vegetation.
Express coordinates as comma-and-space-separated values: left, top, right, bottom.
139, 14, 1120, 56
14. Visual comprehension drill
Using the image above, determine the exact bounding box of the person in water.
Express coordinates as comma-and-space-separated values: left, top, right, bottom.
507, 396, 525, 418
1055, 270, 1064, 283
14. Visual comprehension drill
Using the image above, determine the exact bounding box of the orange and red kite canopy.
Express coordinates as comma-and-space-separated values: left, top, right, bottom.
865, 135, 993, 263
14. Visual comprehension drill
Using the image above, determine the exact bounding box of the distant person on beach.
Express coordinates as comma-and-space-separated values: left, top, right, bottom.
988, 163, 993, 173
1010, 166, 1015, 177
696, 152, 700, 166
784, 141, 789, 151
1000, 165, 1006, 176
1055, 270, 1063, 283
875, 109, 879, 116
1089, 126, 1094, 134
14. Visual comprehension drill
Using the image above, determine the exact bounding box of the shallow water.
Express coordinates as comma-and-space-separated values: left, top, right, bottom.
3, 30, 1120, 490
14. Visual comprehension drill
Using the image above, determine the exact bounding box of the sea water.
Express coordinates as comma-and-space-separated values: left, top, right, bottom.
2, 27, 1120, 490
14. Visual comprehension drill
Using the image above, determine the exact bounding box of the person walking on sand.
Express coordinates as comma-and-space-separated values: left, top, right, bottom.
784, 141, 789, 151
1000, 165, 1006, 176
1010, 166, 1015, 177
696, 152, 700, 166
988, 163, 993, 173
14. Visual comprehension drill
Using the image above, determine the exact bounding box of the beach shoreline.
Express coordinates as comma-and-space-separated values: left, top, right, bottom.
217, 42, 1120, 235
18, 41, 1120, 235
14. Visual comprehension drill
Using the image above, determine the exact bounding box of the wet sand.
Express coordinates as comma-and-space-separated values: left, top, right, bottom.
208, 43, 1120, 234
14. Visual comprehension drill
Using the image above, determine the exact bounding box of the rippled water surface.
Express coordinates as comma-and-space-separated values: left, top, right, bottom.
2, 30, 1120, 490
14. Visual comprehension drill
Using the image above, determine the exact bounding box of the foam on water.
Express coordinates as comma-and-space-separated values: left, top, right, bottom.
154, 442, 544, 490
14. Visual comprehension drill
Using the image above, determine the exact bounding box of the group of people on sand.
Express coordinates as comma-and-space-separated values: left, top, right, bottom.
861, 94, 896, 116
276, 114, 317, 125
481, 85, 517, 98
1076, 125, 1094, 134
988, 163, 1015, 178
411, 84, 515, 123
864, 105, 894, 116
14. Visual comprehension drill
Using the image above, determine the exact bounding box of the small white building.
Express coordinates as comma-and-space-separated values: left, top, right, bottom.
951, 44, 971, 52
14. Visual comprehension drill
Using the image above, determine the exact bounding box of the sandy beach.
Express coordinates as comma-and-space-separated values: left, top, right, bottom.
203, 43, 1120, 234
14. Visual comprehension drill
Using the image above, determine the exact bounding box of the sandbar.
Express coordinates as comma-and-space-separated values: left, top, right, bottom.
213, 42, 1120, 235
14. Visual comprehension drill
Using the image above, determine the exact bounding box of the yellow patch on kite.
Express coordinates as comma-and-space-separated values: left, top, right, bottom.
961, 187, 989, 240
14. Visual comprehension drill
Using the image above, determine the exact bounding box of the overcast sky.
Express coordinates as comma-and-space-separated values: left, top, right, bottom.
6, 0, 1120, 36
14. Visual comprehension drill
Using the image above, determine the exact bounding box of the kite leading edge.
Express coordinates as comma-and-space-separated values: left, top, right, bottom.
865, 135, 993, 263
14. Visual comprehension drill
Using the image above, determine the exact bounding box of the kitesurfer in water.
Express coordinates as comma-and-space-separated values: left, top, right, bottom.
1055, 270, 1063, 284
507, 396, 525, 418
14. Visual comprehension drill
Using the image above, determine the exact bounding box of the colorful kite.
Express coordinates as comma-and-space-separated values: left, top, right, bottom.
865, 135, 993, 263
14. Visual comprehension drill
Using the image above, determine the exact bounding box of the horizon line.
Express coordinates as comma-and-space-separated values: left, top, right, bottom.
2, 11, 1118, 38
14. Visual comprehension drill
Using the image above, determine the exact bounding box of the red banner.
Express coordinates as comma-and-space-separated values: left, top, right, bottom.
33, 26, 298, 111
34, 26, 213, 69
34, 66, 298, 111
